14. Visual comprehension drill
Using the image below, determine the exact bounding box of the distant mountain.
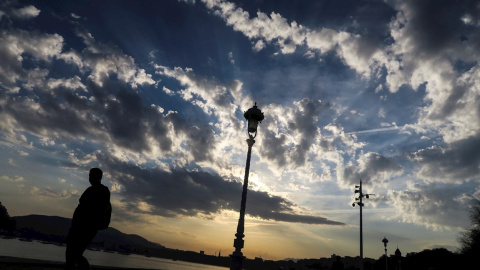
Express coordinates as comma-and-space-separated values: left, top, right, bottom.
10, 214, 233, 267
14, 215, 71, 237
12, 215, 165, 251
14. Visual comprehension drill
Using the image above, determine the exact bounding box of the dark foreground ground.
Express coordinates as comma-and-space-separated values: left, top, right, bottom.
0, 256, 157, 270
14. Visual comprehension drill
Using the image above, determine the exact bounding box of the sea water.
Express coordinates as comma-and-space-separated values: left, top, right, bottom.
0, 238, 228, 270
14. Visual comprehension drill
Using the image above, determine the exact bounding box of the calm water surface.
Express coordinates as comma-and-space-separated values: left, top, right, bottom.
0, 238, 228, 270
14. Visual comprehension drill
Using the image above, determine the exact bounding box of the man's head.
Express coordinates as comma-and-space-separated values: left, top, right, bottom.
89, 168, 103, 186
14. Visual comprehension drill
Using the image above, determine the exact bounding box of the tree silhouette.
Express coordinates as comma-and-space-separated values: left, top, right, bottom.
0, 201, 16, 233
458, 197, 480, 264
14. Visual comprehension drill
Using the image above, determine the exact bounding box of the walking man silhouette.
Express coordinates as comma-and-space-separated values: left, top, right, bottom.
65, 168, 111, 270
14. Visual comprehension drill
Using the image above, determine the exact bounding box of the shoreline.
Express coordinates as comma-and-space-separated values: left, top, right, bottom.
0, 256, 160, 270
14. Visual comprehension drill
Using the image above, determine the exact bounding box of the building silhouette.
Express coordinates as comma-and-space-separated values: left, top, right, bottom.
393, 246, 402, 270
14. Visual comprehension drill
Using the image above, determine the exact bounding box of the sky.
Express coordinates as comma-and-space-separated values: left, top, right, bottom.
1, 0, 480, 261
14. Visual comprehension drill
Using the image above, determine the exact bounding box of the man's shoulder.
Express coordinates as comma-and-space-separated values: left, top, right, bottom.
89, 183, 110, 194
99, 184, 110, 193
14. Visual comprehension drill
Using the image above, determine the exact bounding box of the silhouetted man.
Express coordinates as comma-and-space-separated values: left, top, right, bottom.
65, 168, 111, 270
331, 256, 344, 270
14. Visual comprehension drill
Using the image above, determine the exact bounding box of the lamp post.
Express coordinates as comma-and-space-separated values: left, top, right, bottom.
352, 180, 374, 270
382, 237, 388, 270
230, 103, 264, 270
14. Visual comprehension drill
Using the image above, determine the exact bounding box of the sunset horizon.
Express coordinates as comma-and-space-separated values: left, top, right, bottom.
1, 0, 479, 263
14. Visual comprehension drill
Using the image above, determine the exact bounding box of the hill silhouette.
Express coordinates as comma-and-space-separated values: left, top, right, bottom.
12, 215, 164, 253
9, 214, 231, 268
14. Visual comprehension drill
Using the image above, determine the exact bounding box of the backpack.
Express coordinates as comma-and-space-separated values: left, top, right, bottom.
98, 202, 112, 230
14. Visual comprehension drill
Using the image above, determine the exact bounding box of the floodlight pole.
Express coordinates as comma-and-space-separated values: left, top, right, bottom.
352, 180, 374, 270
359, 181, 364, 270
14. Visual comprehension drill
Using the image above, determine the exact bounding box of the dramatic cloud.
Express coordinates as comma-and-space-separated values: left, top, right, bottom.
0, 18, 343, 226
75, 28, 155, 88
98, 153, 343, 225
154, 65, 239, 118
389, 184, 472, 230
202, 0, 306, 54
202, 0, 387, 77
340, 152, 403, 187
383, 0, 480, 144
260, 99, 328, 168
201, 0, 480, 147
0, 26, 219, 164
412, 135, 480, 184
0, 29, 63, 91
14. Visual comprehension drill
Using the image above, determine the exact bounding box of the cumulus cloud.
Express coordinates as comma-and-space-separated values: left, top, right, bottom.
373, 2, 480, 231
75, 28, 156, 88
260, 99, 328, 168
0, 175, 24, 182
388, 184, 471, 230
156, 65, 346, 188
340, 152, 403, 187
1, 77, 219, 164
250, 99, 370, 188
202, 0, 306, 54
201, 0, 386, 78
154, 65, 238, 114
0, 29, 63, 90
11, 5, 40, 19
380, 0, 480, 145
411, 134, 480, 184
0, 27, 218, 166
201, 0, 480, 146
153, 64, 248, 165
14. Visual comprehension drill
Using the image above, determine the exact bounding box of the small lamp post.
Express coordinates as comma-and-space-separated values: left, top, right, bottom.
382, 237, 389, 270
230, 103, 264, 270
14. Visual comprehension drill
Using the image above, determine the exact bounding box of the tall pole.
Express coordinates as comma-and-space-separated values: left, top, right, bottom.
231, 103, 264, 270
359, 180, 363, 270
353, 180, 373, 270
230, 136, 255, 270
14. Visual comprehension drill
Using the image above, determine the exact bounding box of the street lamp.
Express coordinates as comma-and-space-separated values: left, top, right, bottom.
382, 237, 388, 270
230, 103, 264, 270
352, 180, 374, 270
